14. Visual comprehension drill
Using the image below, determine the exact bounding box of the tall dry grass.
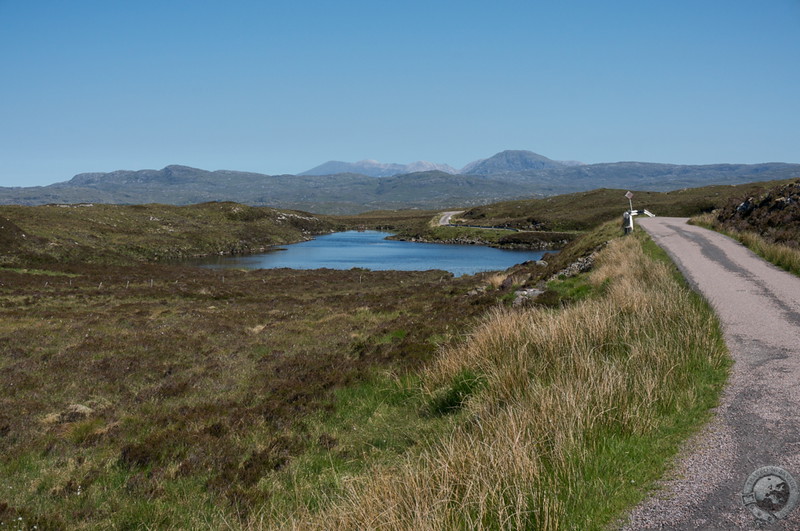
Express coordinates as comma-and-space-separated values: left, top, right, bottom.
269, 234, 728, 530
738, 232, 800, 275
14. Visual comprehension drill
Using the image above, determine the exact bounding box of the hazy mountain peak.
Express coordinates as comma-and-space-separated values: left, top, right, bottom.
300, 159, 457, 177
461, 150, 565, 175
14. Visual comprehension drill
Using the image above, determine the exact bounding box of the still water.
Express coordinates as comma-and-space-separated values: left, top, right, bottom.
191, 231, 549, 277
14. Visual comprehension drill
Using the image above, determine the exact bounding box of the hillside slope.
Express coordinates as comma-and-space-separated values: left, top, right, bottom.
0, 167, 541, 214
0, 202, 333, 265
461, 149, 565, 174
456, 180, 798, 231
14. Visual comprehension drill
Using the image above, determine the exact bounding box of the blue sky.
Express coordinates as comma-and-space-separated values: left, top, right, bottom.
0, 0, 798, 187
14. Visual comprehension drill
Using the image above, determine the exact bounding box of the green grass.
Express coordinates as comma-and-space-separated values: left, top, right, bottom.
0, 267, 80, 277
0, 263, 498, 528
426, 369, 486, 416
736, 231, 800, 276
544, 274, 597, 304
0, 189, 744, 529
285, 226, 730, 530
254, 371, 466, 524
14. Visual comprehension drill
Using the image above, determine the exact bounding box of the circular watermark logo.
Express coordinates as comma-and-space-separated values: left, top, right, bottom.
742, 466, 799, 524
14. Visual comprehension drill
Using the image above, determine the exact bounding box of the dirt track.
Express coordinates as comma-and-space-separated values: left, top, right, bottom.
621, 217, 800, 529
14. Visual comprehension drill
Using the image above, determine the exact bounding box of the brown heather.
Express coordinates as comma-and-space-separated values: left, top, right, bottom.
0, 263, 497, 529
0, 199, 733, 529
280, 231, 728, 530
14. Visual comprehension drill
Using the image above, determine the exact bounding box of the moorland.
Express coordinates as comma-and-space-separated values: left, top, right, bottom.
0, 177, 796, 529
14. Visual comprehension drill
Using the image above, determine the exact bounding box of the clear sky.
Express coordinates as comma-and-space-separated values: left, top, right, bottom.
0, 0, 798, 187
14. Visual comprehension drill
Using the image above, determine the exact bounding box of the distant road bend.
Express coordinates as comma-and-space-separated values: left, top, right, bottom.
623, 217, 800, 529
438, 211, 464, 226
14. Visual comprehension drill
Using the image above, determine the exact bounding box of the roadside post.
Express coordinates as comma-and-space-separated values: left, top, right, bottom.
624, 191, 634, 234
623, 191, 654, 234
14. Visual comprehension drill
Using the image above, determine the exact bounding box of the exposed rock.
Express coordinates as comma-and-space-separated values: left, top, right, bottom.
716, 180, 800, 248
467, 286, 488, 296
735, 198, 754, 214
549, 252, 598, 280
513, 288, 545, 307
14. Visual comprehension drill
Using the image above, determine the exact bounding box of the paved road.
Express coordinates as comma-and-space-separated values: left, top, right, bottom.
622, 217, 800, 529
438, 211, 463, 226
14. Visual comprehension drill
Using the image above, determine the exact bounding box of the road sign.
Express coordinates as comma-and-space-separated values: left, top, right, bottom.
625, 191, 634, 199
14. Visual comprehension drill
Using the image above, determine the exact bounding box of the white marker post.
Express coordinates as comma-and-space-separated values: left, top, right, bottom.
624, 191, 634, 234
622, 192, 655, 234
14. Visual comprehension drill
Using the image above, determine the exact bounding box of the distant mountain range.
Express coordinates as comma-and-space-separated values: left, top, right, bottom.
299, 150, 581, 177
300, 159, 458, 177
1, 150, 798, 214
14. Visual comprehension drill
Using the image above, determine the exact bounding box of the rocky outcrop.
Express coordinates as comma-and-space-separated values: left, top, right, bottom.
512, 288, 545, 307
549, 252, 598, 280
716, 180, 800, 248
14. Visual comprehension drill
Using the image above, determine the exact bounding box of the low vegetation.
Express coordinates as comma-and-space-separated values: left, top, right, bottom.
276, 225, 729, 530
334, 180, 797, 251
459, 180, 797, 231
0, 186, 739, 529
392, 224, 575, 250
0, 262, 505, 529
693, 180, 800, 276
0, 202, 333, 266
331, 209, 439, 234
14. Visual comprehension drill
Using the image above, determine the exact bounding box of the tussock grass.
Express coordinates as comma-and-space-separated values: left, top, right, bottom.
0, 265, 495, 529
281, 231, 729, 530
484, 273, 507, 289
693, 213, 800, 277
737, 232, 800, 276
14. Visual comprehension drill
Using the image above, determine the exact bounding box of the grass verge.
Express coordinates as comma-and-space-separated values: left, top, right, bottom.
692, 213, 800, 277
278, 228, 730, 530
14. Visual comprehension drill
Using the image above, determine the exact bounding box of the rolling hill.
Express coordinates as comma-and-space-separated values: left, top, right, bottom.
461, 149, 567, 174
